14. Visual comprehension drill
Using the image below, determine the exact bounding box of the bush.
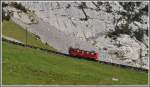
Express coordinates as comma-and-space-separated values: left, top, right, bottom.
141, 5, 148, 15
133, 29, 144, 42
2, 9, 10, 21
97, 2, 103, 6
11, 2, 27, 13
2, 2, 10, 21
105, 2, 112, 13
78, 2, 87, 9
2, 2, 8, 7
66, 4, 71, 9
106, 24, 132, 39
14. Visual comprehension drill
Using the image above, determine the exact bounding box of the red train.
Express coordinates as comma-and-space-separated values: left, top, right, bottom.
69, 47, 99, 61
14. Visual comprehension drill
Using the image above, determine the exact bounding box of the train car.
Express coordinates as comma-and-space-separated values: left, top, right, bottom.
69, 47, 99, 61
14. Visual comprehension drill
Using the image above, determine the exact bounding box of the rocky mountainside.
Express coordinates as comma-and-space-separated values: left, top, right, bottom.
2, 1, 149, 69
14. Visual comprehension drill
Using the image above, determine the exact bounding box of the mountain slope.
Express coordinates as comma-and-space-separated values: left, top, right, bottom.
2, 19, 56, 51
3, 41, 148, 85
2, 1, 149, 69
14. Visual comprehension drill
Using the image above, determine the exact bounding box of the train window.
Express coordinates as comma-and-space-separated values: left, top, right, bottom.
91, 53, 94, 55
103, 47, 108, 50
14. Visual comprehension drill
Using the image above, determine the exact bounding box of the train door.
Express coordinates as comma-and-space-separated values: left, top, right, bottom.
99, 48, 106, 61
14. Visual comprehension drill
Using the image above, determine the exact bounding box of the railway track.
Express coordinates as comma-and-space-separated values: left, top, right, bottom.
2, 38, 148, 72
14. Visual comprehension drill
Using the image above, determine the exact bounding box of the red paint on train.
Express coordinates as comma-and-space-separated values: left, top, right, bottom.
69, 47, 99, 61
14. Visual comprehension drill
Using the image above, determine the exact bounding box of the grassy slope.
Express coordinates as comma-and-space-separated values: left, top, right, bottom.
2, 20, 55, 51
3, 42, 148, 85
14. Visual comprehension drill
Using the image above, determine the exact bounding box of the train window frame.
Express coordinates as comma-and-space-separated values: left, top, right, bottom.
91, 52, 94, 55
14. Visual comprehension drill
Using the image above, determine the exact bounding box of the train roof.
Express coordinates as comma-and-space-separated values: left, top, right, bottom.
69, 47, 97, 53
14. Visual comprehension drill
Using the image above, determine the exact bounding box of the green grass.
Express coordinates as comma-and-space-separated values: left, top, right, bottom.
2, 20, 55, 51
3, 41, 148, 85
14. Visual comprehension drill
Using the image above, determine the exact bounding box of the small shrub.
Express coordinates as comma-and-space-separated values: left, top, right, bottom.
97, 2, 103, 6
106, 24, 132, 40
66, 4, 71, 9
45, 42, 48, 46
2, 2, 8, 7
11, 2, 27, 13
105, 2, 112, 13
78, 2, 87, 9
2, 9, 10, 21
133, 29, 144, 42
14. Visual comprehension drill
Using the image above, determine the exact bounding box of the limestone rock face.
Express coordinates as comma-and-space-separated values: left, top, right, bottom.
3, 1, 149, 69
